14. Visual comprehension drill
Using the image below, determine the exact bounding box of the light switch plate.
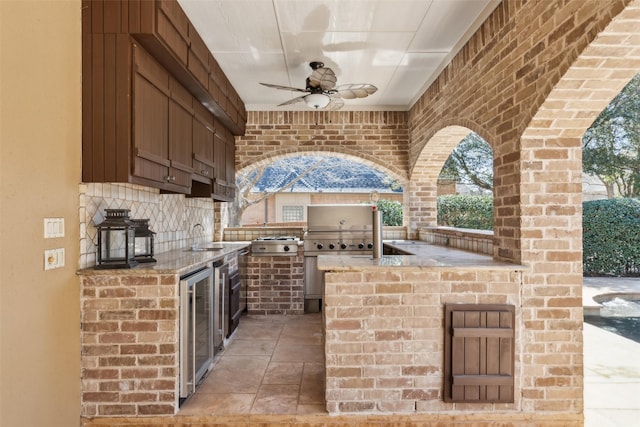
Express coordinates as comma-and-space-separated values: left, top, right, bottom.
44, 218, 65, 238
44, 248, 65, 270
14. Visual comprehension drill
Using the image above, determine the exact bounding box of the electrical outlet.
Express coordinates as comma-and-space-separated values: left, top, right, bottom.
44, 218, 65, 238
44, 248, 65, 270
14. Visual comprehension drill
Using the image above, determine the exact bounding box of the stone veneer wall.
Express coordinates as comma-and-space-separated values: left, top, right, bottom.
79, 183, 215, 269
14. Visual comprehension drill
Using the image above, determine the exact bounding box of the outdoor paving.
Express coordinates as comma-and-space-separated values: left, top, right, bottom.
583, 277, 640, 427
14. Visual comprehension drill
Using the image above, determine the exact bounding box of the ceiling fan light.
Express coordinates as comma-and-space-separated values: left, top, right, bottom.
304, 93, 330, 109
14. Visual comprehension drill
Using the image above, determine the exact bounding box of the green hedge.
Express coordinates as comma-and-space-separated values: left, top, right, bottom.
437, 195, 493, 230
583, 198, 640, 276
376, 199, 403, 226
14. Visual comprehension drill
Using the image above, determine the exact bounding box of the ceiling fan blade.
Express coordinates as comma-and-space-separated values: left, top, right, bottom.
260, 82, 308, 93
335, 83, 378, 99
276, 95, 307, 106
327, 95, 344, 111
308, 67, 337, 91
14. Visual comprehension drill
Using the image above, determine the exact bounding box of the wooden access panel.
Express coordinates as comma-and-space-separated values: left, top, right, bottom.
444, 304, 515, 403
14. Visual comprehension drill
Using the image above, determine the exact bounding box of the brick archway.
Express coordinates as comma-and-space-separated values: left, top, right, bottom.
236, 110, 410, 184
405, 123, 494, 237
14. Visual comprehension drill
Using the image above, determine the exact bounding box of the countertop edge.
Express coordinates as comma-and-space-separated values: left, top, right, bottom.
77, 242, 251, 276
317, 241, 525, 271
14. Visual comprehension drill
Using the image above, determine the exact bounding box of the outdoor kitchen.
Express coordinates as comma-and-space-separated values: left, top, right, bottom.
77, 193, 524, 418
6, 0, 622, 426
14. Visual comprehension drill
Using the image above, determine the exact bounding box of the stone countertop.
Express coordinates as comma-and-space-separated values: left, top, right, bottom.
316, 240, 524, 271
77, 241, 250, 276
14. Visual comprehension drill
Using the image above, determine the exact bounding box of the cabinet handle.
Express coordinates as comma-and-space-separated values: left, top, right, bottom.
165, 175, 176, 182
201, 170, 209, 176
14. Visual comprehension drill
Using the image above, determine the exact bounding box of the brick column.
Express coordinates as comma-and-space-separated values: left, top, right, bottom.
246, 247, 304, 315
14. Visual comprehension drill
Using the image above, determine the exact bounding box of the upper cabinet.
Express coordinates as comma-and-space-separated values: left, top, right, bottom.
82, 0, 244, 199
128, 0, 246, 135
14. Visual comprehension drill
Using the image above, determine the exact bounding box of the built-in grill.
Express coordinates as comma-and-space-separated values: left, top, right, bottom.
303, 204, 375, 312
250, 236, 300, 256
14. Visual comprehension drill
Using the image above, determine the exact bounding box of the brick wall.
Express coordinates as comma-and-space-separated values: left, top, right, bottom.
80, 272, 180, 417
323, 268, 526, 415
236, 111, 409, 182
246, 248, 305, 315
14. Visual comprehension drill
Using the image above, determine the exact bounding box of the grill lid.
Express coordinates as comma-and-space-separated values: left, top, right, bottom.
306, 204, 374, 232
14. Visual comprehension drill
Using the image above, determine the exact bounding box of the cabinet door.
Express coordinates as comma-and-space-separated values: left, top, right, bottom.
192, 102, 215, 180
168, 77, 193, 189
225, 129, 236, 199
132, 44, 170, 185
212, 122, 227, 199
156, 0, 189, 64
188, 24, 210, 89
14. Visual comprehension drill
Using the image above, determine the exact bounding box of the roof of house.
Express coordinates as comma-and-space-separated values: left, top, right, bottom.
246, 156, 402, 193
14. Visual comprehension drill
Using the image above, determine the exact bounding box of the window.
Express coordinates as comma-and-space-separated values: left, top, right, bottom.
282, 205, 304, 222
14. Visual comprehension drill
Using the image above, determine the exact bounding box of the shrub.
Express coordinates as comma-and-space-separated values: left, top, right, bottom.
437, 195, 493, 230
583, 198, 640, 276
377, 199, 403, 226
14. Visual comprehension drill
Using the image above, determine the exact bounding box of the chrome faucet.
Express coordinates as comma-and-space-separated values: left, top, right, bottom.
191, 223, 205, 250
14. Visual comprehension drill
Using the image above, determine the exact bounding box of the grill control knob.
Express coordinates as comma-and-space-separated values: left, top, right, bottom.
317, 243, 323, 250
358, 243, 365, 249
329, 243, 335, 250
284, 246, 290, 252
340, 243, 347, 250
367, 243, 373, 249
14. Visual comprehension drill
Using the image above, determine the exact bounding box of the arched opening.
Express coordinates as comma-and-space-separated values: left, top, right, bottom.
232, 151, 406, 227
406, 125, 493, 238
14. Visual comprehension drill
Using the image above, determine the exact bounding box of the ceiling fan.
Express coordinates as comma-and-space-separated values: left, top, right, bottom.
260, 61, 378, 110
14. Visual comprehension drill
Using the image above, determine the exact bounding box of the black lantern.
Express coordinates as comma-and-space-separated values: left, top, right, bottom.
132, 218, 156, 263
95, 209, 138, 269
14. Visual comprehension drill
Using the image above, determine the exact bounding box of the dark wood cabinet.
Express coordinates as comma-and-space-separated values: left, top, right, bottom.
192, 102, 215, 181
126, 0, 246, 135
168, 77, 194, 189
132, 43, 172, 188
188, 24, 210, 90
132, 44, 191, 193
82, 0, 242, 199
212, 122, 236, 201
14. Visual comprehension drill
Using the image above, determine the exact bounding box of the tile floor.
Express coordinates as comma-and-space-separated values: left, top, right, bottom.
178, 313, 326, 416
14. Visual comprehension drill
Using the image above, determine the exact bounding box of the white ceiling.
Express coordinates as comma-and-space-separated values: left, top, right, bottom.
177, 0, 500, 111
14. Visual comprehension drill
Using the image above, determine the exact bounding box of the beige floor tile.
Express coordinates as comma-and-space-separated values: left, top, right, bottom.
263, 361, 304, 384
233, 321, 283, 341
299, 362, 325, 404
272, 343, 325, 363
178, 392, 255, 415
251, 384, 299, 414
181, 313, 325, 416
224, 338, 276, 356
198, 355, 270, 394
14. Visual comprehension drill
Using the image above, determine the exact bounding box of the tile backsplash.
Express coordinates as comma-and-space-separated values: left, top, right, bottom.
79, 183, 215, 269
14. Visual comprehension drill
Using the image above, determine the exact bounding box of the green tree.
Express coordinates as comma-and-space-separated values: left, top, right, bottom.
376, 199, 402, 226
582, 73, 640, 198
439, 132, 493, 191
